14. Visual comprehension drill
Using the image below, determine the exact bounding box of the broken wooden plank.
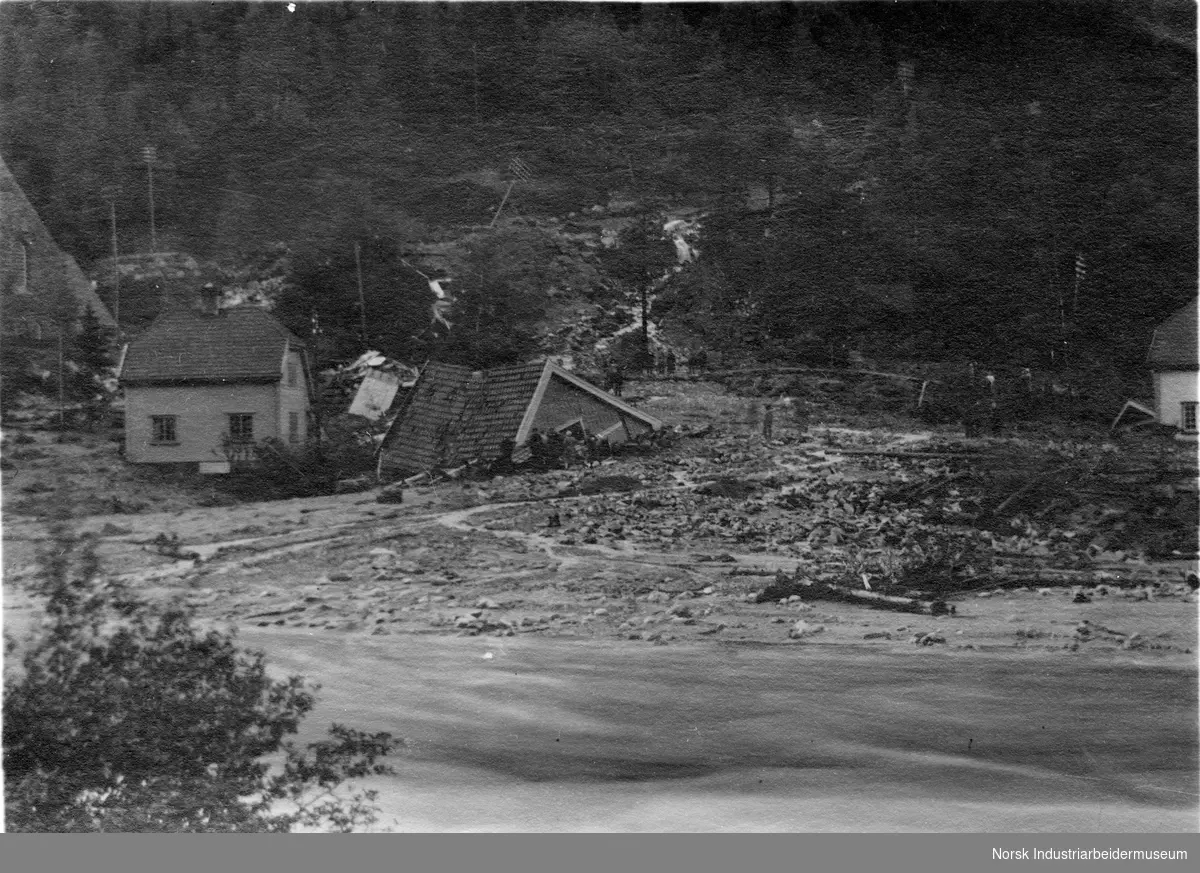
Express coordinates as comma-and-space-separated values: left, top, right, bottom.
759, 578, 949, 615
990, 462, 1080, 517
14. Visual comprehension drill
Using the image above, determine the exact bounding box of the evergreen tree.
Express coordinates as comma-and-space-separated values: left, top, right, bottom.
68, 306, 116, 404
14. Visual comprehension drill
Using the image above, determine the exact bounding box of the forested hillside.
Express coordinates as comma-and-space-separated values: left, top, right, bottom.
1, 1, 1194, 381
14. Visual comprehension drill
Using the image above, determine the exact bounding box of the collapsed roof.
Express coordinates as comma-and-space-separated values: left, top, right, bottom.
378, 359, 663, 477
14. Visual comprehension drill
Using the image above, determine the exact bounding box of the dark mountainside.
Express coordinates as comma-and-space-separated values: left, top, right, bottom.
1, 1, 1195, 387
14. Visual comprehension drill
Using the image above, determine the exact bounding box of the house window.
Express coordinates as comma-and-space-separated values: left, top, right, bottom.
15, 241, 29, 295
288, 411, 300, 444
1182, 402, 1198, 433
150, 415, 178, 444
287, 361, 299, 388
228, 413, 254, 443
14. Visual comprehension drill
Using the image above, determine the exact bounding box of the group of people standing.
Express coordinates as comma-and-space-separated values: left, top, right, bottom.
523, 427, 613, 471
599, 347, 719, 397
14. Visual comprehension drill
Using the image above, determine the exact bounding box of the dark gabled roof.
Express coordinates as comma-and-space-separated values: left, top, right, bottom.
119, 305, 306, 385
380, 359, 663, 474
1148, 297, 1198, 371
447, 362, 547, 464
380, 361, 544, 473
1, 153, 116, 327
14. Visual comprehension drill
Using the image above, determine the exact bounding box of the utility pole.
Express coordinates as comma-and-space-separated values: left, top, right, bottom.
311, 308, 324, 457
489, 180, 516, 229
353, 241, 368, 347
1072, 252, 1085, 315
142, 145, 157, 253
57, 322, 65, 431
102, 185, 121, 333
640, 282, 649, 350
1057, 252, 1070, 370
472, 42, 481, 122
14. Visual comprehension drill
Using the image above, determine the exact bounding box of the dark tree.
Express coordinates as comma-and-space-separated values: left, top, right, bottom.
4, 503, 397, 833
67, 306, 117, 402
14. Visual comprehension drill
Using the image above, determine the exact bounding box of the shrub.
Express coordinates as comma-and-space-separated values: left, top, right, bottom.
217, 416, 379, 501
4, 512, 397, 832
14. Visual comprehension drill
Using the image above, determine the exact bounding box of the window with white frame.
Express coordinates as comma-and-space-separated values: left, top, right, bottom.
150, 415, 178, 444
1181, 402, 1197, 433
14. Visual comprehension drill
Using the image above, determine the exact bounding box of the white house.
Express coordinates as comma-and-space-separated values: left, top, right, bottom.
119, 305, 312, 471
1147, 297, 1198, 440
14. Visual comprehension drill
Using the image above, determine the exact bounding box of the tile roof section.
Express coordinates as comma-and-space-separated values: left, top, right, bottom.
381, 361, 545, 473
1148, 297, 1198, 371
120, 305, 306, 384
447, 362, 547, 463
381, 360, 665, 476
381, 362, 482, 473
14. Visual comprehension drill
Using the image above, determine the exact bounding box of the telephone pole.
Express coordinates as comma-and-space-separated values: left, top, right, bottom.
142, 145, 158, 253
102, 185, 121, 332
353, 242, 368, 347
57, 323, 66, 431
472, 42, 481, 122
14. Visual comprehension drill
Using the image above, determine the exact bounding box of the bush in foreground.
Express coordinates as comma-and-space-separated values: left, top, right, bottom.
3, 516, 397, 832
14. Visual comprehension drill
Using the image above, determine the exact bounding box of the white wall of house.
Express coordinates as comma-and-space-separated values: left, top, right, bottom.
278, 349, 310, 447
125, 383, 279, 464
1153, 370, 1199, 432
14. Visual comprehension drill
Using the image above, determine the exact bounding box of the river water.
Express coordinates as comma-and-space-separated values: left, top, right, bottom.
243, 629, 1199, 832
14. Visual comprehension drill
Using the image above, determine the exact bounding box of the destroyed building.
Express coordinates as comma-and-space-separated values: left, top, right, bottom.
377, 359, 663, 479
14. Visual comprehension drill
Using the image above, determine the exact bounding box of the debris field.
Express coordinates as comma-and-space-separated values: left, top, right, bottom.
4, 380, 1196, 661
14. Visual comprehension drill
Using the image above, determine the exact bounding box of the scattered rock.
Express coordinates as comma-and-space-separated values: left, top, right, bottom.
789, 620, 825, 639
376, 483, 405, 504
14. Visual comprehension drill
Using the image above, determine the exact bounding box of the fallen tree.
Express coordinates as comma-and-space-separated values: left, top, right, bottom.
756, 572, 954, 616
